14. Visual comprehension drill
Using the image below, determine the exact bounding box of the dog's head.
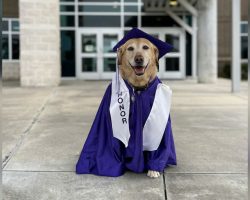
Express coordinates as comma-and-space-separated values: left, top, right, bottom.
117, 38, 159, 88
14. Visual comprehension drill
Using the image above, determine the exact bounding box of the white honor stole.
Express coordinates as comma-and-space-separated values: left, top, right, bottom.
109, 75, 172, 151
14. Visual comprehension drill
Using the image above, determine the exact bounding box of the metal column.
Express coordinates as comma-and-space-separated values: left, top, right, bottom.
231, 0, 241, 92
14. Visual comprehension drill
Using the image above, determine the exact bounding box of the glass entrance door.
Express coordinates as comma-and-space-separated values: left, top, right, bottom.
142, 28, 186, 79
77, 29, 122, 79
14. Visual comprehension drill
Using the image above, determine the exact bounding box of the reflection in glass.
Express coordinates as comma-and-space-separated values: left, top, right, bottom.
185, 15, 192, 26
124, 0, 137, 2
124, 16, 138, 27
142, 16, 178, 27
241, 23, 248, 34
61, 31, 75, 76
165, 57, 179, 71
104, 35, 118, 53
79, 16, 120, 27
104, 58, 116, 72
124, 6, 137, 12
2, 34, 9, 59
12, 35, 20, 59
11, 21, 19, 31
82, 35, 96, 53
60, 15, 75, 27
3, 20, 8, 31
82, 58, 97, 72
78, 5, 120, 12
60, 5, 75, 12
241, 36, 248, 59
165, 35, 179, 52
78, 0, 120, 2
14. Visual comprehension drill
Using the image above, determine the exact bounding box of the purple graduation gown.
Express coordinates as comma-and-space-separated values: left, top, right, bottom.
76, 77, 176, 177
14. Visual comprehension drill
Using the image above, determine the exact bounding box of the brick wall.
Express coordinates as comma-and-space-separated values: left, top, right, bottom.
19, 0, 61, 86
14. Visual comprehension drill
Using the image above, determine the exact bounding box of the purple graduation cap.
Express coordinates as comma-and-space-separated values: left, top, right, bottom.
113, 27, 173, 59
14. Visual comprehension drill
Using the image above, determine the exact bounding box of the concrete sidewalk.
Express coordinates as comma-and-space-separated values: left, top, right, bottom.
2, 79, 248, 200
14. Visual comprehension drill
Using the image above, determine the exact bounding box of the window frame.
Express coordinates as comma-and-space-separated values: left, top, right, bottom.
2, 18, 20, 62
59, 0, 185, 79
240, 21, 248, 63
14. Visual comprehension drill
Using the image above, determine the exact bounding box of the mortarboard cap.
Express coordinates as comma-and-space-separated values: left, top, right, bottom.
112, 28, 173, 59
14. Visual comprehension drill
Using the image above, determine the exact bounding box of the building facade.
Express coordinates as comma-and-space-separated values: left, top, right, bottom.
2, 0, 248, 85
218, 0, 248, 78
2, 0, 20, 80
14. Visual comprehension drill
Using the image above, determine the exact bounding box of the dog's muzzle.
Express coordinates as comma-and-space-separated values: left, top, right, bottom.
129, 61, 149, 76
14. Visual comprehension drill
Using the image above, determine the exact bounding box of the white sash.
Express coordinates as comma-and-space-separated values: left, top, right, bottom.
109, 75, 172, 151
110, 75, 131, 147
142, 84, 172, 151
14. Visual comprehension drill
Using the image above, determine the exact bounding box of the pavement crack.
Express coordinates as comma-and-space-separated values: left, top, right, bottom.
2, 87, 57, 169
163, 172, 168, 200
3, 170, 75, 173
165, 172, 247, 175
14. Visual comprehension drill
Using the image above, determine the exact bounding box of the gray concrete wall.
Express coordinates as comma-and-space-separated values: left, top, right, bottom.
19, 0, 61, 86
3, 62, 20, 80
197, 0, 218, 83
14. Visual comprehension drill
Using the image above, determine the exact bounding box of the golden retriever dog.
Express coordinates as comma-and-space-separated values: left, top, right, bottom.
118, 38, 161, 178
76, 28, 176, 179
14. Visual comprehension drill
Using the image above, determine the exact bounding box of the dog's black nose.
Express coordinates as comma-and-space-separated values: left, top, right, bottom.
134, 55, 144, 65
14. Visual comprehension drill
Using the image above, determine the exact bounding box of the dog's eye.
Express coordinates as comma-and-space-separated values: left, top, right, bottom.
127, 46, 134, 51
143, 45, 149, 50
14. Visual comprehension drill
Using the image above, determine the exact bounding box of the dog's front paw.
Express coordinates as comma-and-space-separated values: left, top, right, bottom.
147, 170, 160, 178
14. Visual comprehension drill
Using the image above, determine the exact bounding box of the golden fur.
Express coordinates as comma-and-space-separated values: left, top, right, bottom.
118, 38, 159, 88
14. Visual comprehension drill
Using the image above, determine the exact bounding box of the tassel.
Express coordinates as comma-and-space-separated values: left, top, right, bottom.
115, 48, 121, 94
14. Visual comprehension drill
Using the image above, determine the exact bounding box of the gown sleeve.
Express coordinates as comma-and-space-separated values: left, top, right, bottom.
76, 84, 125, 177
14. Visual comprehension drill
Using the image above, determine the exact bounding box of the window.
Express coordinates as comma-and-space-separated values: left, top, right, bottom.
79, 16, 120, 27
60, 15, 75, 27
124, 0, 137, 2
78, 0, 120, 2
165, 34, 179, 52
124, 16, 138, 27
82, 58, 97, 72
103, 34, 118, 53
61, 31, 76, 77
59, 1, 144, 30
60, 5, 75, 12
81, 34, 97, 53
59, 0, 184, 78
78, 5, 120, 12
2, 18, 20, 61
142, 16, 179, 27
241, 21, 248, 63
104, 58, 116, 71
124, 5, 138, 12
165, 57, 179, 71
2, 34, 9, 59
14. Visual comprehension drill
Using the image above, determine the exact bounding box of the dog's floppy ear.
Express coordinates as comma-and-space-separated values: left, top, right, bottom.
117, 47, 123, 65
154, 47, 159, 71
